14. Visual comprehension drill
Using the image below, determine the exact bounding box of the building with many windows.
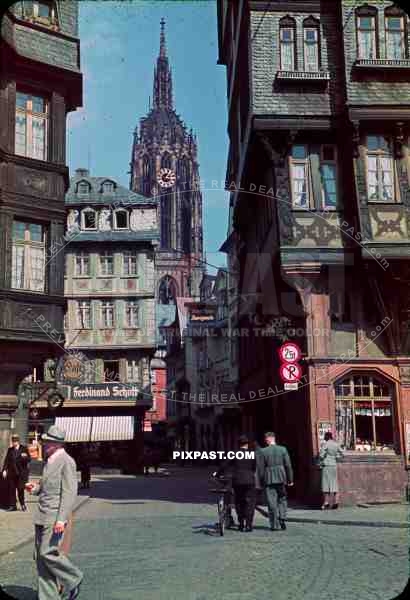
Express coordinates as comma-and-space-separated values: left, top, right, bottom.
32, 170, 160, 469
217, 0, 410, 504
0, 1, 82, 466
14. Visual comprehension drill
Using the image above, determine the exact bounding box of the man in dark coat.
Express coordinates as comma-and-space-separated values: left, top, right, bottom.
215, 435, 256, 531
2, 433, 31, 511
256, 431, 293, 531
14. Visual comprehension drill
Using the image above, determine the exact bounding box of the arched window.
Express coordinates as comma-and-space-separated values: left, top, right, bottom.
77, 180, 90, 195
303, 17, 320, 72
356, 5, 378, 59
101, 180, 115, 194
161, 153, 172, 169
335, 374, 394, 451
142, 156, 152, 196
81, 208, 97, 230
385, 6, 407, 60
279, 17, 296, 71
158, 276, 177, 305
178, 157, 190, 190
114, 209, 129, 230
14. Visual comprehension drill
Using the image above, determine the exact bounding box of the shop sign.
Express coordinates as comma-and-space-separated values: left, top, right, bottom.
70, 383, 141, 401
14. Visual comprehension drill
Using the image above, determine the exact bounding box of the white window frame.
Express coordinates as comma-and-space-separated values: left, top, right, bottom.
114, 209, 129, 230
125, 300, 140, 328
127, 359, 140, 383
123, 251, 138, 276
101, 301, 115, 328
280, 26, 296, 71
77, 181, 90, 195
365, 135, 397, 203
74, 252, 90, 276
320, 145, 338, 209
289, 145, 311, 209
81, 208, 97, 231
11, 221, 46, 293
77, 300, 92, 329
357, 14, 377, 59
304, 26, 320, 72
99, 251, 114, 276
385, 14, 406, 60
102, 180, 115, 194
15, 92, 48, 161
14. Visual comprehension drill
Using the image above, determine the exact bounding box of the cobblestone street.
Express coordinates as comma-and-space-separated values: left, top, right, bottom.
0, 468, 408, 600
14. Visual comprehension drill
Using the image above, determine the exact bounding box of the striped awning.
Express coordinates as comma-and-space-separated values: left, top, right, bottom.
54, 416, 135, 442
90, 416, 134, 442
54, 416, 92, 443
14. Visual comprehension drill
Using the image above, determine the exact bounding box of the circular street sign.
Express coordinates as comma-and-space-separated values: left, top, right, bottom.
278, 342, 301, 364
280, 363, 302, 383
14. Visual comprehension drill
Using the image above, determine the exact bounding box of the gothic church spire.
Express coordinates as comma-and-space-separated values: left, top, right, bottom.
153, 18, 173, 110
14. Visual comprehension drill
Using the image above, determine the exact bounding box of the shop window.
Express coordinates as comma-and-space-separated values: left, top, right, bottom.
103, 360, 119, 382
12, 220, 46, 292
335, 374, 394, 451
15, 92, 48, 161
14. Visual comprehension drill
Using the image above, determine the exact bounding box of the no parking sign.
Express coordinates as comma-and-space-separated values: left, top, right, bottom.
278, 342, 302, 390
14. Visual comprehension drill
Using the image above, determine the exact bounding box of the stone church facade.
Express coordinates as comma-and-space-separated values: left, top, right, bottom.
129, 19, 204, 305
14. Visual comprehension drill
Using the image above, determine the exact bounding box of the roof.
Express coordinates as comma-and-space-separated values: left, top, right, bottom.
66, 173, 155, 206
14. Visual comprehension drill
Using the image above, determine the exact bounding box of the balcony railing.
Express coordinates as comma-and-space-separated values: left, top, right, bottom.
276, 70, 331, 81
354, 58, 410, 69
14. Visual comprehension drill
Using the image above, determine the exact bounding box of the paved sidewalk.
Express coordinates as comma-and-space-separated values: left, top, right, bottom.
0, 480, 90, 557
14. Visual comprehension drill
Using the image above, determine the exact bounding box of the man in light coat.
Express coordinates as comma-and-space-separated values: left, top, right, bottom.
27, 425, 83, 600
256, 431, 294, 531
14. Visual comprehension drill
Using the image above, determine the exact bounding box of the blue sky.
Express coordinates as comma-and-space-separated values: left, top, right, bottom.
67, 0, 229, 272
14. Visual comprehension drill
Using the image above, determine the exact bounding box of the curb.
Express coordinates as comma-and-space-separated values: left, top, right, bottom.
0, 495, 91, 559
255, 506, 408, 529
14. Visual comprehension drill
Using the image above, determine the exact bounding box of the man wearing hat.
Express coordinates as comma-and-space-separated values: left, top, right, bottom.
2, 433, 31, 511
27, 425, 83, 600
214, 435, 256, 532
256, 432, 294, 531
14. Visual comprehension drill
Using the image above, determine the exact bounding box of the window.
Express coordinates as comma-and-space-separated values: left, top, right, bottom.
279, 19, 296, 71
114, 209, 129, 230
335, 375, 394, 451
127, 360, 140, 383
357, 12, 377, 59
123, 251, 138, 276
22, 1, 58, 27
81, 208, 97, 230
101, 301, 115, 328
142, 156, 151, 196
77, 301, 91, 329
161, 153, 172, 169
15, 92, 48, 160
290, 145, 309, 208
74, 252, 90, 276
77, 181, 90, 195
304, 20, 320, 71
12, 221, 46, 292
320, 145, 338, 208
125, 300, 139, 328
385, 13, 406, 60
100, 251, 114, 276
158, 275, 177, 305
103, 360, 119, 382
102, 180, 115, 194
366, 135, 395, 202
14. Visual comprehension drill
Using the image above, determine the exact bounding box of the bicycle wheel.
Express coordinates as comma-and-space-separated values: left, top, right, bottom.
218, 496, 225, 536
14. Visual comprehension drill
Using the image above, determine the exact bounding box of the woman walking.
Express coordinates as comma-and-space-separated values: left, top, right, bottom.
319, 431, 344, 510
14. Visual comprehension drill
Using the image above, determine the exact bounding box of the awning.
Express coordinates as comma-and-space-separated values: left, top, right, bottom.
55, 416, 92, 442
90, 416, 134, 441
54, 416, 135, 442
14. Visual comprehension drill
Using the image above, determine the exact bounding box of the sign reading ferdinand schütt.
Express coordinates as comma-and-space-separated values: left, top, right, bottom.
71, 384, 141, 400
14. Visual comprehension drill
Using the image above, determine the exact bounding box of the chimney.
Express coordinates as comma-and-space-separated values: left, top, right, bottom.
75, 168, 89, 177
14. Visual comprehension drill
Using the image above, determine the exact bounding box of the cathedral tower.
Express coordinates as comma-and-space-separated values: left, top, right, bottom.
130, 19, 204, 302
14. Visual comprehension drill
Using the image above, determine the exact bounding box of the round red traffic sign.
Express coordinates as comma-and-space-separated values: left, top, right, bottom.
280, 363, 302, 383
278, 342, 301, 364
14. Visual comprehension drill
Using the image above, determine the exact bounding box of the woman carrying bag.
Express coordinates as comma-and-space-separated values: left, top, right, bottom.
319, 431, 344, 510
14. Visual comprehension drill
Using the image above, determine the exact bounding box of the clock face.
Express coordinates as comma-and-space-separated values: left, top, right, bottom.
158, 167, 176, 189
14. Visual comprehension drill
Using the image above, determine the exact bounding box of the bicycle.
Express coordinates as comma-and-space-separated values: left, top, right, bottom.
209, 475, 233, 536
